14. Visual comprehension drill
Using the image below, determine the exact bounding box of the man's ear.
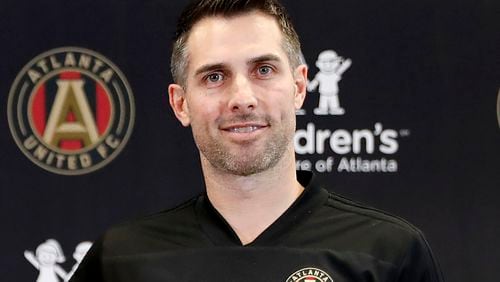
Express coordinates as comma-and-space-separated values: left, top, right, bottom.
168, 84, 191, 127
293, 64, 308, 109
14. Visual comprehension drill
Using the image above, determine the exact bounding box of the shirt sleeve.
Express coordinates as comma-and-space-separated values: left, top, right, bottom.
69, 238, 104, 282
396, 232, 445, 282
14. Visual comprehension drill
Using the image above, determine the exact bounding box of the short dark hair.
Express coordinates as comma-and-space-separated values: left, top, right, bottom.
171, 0, 302, 86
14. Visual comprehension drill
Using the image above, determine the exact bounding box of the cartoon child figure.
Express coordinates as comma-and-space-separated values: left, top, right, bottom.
65, 241, 92, 281
307, 50, 351, 115
24, 239, 68, 282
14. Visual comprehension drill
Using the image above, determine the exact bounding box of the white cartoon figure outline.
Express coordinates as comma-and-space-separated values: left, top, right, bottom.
24, 239, 68, 282
307, 50, 351, 115
66, 241, 93, 281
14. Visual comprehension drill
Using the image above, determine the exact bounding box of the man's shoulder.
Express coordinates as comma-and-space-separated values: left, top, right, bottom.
324, 190, 423, 237
307, 188, 430, 253
114, 196, 199, 230
289, 187, 437, 266
304, 189, 443, 282
100, 196, 205, 255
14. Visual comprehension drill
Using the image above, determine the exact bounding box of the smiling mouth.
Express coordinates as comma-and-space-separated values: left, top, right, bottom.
220, 122, 269, 134
227, 125, 264, 133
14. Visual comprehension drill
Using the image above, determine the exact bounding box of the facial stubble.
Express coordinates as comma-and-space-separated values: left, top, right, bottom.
192, 111, 296, 177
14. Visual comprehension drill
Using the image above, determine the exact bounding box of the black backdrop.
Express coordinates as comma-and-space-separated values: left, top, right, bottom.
1, 0, 499, 281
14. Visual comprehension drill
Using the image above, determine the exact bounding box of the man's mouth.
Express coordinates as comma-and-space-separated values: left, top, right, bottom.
220, 122, 268, 134
226, 125, 264, 133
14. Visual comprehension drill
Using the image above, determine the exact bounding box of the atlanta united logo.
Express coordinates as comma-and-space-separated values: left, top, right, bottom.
8, 47, 135, 175
286, 267, 334, 282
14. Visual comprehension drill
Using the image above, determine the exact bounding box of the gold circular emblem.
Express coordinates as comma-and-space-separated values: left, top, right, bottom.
8, 47, 135, 175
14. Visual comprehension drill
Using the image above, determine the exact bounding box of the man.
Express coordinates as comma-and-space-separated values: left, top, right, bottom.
70, 0, 444, 281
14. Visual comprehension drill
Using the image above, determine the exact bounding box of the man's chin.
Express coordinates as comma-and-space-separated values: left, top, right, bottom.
220, 162, 270, 177
224, 149, 285, 176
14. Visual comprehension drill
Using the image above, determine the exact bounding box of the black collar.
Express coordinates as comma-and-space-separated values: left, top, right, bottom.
194, 171, 329, 246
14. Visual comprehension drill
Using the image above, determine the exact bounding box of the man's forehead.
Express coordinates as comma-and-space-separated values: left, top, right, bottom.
185, 11, 287, 68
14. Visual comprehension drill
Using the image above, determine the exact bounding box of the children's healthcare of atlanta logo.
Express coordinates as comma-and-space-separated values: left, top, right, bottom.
8, 47, 135, 175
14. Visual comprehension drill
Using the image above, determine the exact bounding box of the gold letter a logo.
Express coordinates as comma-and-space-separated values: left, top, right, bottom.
43, 79, 100, 148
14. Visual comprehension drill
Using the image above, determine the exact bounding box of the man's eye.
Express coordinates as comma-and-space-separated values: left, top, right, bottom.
206, 73, 224, 83
257, 66, 273, 76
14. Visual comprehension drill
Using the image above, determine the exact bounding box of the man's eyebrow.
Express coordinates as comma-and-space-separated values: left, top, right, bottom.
194, 63, 227, 77
247, 54, 282, 65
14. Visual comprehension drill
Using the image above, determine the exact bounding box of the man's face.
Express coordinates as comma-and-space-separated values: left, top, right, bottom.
169, 11, 307, 176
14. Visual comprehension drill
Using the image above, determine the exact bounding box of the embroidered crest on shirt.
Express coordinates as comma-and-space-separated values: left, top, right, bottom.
285, 267, 334, 282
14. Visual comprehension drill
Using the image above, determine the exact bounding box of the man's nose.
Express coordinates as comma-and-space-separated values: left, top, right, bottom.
227, 74, 258, 113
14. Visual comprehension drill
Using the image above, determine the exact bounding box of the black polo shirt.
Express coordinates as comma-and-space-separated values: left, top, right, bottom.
70, 171, 444, 282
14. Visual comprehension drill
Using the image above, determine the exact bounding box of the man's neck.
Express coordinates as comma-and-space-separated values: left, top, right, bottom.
201, 151, 304, 245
